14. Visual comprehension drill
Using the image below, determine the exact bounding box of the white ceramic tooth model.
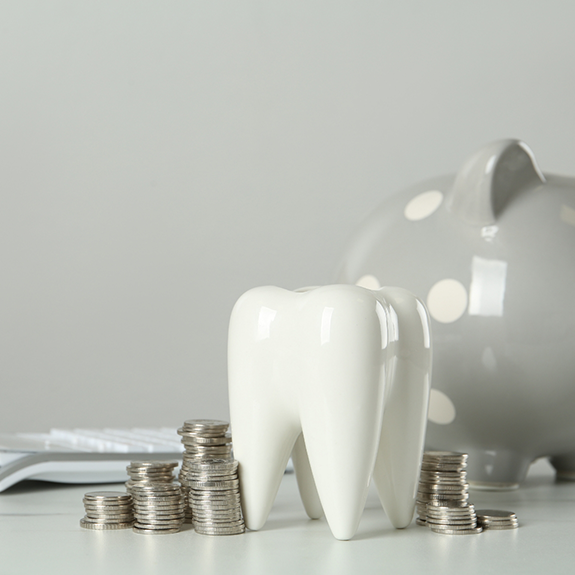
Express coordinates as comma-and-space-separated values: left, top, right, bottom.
228, 284, 432, 540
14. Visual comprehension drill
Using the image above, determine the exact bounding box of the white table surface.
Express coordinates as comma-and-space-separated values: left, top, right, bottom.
0, 458, 573, 575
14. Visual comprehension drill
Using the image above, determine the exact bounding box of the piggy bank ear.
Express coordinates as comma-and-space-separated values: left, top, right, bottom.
446, 139, 545, 226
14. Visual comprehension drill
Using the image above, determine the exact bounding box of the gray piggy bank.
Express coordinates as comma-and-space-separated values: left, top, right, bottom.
337, 139, 575, 488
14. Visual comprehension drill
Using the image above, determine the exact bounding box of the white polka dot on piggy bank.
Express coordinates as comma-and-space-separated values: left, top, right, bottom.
337, 139, 575, 488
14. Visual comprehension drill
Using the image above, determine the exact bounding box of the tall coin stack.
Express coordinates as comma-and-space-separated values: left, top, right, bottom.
131, 483, 186, 534
188, 459, 245, 536
416, 451, 482, 534
177, 420, 233, 523
80, 491, 134, 530
125, 461, 179, 495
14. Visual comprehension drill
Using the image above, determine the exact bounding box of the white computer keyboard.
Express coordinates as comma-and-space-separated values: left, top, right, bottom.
0, 428, 184, 493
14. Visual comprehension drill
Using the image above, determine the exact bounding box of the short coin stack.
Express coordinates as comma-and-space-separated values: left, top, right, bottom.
177, 420, 233, 523
187, 458, 245, 536
80, 491, 134, 530
125, 461, 179, 495
131, 483, 185, 534
416, 451, 482, 534
476, 509, 519, 530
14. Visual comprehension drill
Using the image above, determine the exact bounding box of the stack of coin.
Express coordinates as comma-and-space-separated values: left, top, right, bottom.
476, 509, 519, 530
416, 451, 473, 529
80, 491, 134, 530
426, 504, 482, 535
177, 419, 233, 523
125, 461, 178, 495
131, 483, 185, 534
187, 458, 245, 536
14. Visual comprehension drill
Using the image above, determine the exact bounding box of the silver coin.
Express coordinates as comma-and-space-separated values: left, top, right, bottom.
128, 465, 176, 471
190, 493, 240, 501
186, 474, 237, 482
426, 507, 476, 516
426, 508, 475, 516
193, 518, 244, 526
81, 515, 135, 524
476, 509, 517, 519
483, 521, 519, 527
191, 503, 241, 510
135, 515, 184, 522
130, 483, 181, 491
181, 444, 231, 451
182, 418, 229, 426
84, 491, 132, 501
194, 525, 245, 535
83, 501, 133, 509
191, 497, 241, 504
191, 500, 242, 506
417, 495, 469, 502
415, 518, 427, 526
423, 450, 468, 459
431, 526, 483, 535
191, 501, 241, 508
85, 515, 135, 524
80, 518, 134, 530
132, 496, 183, 505
127, 471, 175, 478
133, 504, 184, 511
428, 521, 478, 529
419, 478, 467, 485
191, 493, 241, 500
189, 478, 239, 487
133, 526, 182, 534
134, 505, 186, 513
129, 460, 178, 468
418, 486, 468, 494
427, 519, 477, 527
84, 510, 134, 517
194, 520, 245, 530
184, 450, 233, 457
84, 507, 134, 517
134, 502, 186, 509
135, 520, 184, 528
427, 512, 476, 521
181, 435, 232, 445
192, 510, 242, 518
420, 469, 467, 476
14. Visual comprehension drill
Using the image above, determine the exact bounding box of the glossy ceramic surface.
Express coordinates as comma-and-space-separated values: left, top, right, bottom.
228, 284, 431, 540
337, 139, 575, 488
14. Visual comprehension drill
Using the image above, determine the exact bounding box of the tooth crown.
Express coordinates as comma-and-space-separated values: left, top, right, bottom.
228, 284, 431, 540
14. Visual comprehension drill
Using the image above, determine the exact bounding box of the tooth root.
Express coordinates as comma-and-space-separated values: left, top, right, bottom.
232, 410, 299, 531
228, 287, 302, 531
291, 433, 323, 520
372, 287, 432, 528
300, 292, 386, 540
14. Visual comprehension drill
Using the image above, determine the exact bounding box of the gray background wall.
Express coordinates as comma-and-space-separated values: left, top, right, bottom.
1, 1, 574, 432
